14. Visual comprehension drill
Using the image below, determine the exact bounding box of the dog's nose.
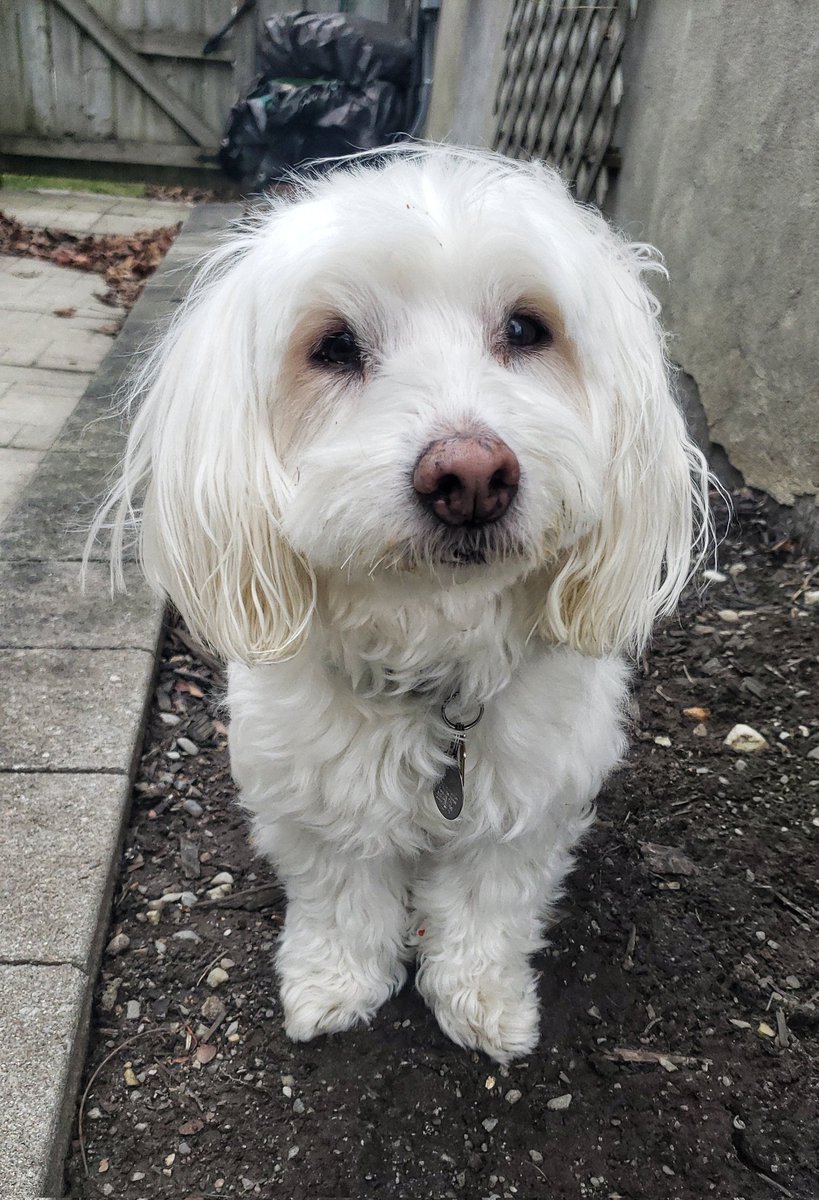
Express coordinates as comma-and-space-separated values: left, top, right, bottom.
413, 435, 520, 526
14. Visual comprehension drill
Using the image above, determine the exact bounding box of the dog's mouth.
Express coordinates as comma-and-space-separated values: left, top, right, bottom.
407, 522, 527, 571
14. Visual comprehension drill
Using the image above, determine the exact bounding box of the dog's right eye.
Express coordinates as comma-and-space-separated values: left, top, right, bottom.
313, 330, 362, 368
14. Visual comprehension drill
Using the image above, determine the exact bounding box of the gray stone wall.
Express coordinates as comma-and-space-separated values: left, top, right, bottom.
607, 0, 818, 537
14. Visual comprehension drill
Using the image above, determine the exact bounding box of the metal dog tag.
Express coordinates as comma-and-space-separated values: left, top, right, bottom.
434, 735, 465, 820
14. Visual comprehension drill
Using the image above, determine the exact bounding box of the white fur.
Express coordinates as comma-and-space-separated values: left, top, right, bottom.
92, 147, 710, 1062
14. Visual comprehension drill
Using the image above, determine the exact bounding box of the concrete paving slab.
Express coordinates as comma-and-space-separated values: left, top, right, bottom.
0, 448, 45, 527
0, 188, 192, 237
0, 448, 116, 561
0, 648, 155, 772
0, 773, 130, 967
0, 963, 88, 1198
0, 561, 163, 651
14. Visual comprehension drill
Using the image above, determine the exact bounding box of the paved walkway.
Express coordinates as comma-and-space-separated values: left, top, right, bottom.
0, 189, 191, 527
0, 191, 241, 1197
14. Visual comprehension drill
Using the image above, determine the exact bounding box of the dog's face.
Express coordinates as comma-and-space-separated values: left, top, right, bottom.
107, 149, 707, 663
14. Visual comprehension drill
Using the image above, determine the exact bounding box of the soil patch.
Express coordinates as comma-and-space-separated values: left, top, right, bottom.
65, 493, 818, 1200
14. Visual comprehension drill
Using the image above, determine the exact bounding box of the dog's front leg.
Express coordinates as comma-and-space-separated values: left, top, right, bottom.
414, 837, 568, 1063
273, 837, 410, 1042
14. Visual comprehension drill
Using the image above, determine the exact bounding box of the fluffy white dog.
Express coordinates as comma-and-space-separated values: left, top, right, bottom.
98, 147, 709, 1062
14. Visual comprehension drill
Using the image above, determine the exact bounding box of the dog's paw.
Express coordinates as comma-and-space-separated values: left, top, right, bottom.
417, 959, 540, 1063
280, 958, 406, 1043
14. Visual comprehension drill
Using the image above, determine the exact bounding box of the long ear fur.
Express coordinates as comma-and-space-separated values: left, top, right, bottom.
87, 235, 315, 665
538, 241, 711, 658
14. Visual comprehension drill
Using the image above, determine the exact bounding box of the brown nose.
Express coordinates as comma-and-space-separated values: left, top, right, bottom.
413, 435, 520, 527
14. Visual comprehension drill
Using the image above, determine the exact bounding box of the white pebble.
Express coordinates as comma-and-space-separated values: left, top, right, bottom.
482, 1118, 498, 1132
207, 967, 229, 988
210, 872, 235, 888
546, 1093, 572, 1111
505, 1089, 522, 1104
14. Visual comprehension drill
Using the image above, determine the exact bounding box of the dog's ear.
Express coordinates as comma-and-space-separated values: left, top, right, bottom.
535, 245, 710, 658
92, 243, 315, 665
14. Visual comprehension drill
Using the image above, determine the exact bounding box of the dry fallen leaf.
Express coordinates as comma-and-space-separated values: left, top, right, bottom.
640, 841, 698, 877
53, 306, 76, 318
683, 706, 711, 721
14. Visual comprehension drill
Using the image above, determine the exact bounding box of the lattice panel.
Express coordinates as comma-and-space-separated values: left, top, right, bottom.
493, 0, 636, 207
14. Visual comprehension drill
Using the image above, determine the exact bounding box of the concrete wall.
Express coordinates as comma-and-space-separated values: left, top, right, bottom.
425, 0, 818, 541
607, 0, 818, 534
425, 0, 514, 145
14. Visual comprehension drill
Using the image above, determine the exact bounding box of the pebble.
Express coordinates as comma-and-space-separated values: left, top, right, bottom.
126, 1000, 140, 1020
287, 1146, 300, 1160
207, 967, 229, 989
146, 910, 161, 925
100, 978, 121, 1012
807, 747, 819, 761
183, 798, 204, 818
505, 1089, 522, 1104
546, 1093, 572, 1111
178, 1141, 191, 1156
724, 724, 768, 753
702, 569, 727, 583
105, 933, 130, 956
785, 975, 801, 989
177, 737, 199, 756
180, 891, 198, 906
293, 1098, 305, 1114
654, 735, 672, 747
201, 995, 227, 1021
482, 1118, 498, 1132
803, 589, 819, 606
529, 1150, 543, 1164
123, 1067, 139, 1087
173, 929, 202, 943
718, 609, 740, 623
210, 872, 235, 888
159, 713, 181, 726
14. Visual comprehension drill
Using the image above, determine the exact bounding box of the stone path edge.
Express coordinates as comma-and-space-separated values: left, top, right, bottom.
0, 203, 242, 1198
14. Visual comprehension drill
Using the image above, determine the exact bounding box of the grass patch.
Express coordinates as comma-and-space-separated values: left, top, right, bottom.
1, 173, 148, 198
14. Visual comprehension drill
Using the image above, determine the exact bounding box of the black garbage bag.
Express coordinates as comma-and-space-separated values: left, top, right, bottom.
220, 11, 415, 189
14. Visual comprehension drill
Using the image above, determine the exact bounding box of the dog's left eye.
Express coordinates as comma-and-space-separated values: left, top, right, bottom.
505, 313, 552, 349
313, 330, 362, 368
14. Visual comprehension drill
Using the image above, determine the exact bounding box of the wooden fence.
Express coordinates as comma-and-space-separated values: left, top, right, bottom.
0, 0, 408, 181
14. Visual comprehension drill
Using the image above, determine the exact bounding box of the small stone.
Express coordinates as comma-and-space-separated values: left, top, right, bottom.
806, 746, 819, 761
177, 737, 199, 756
546, 1093, 572, 1111
180, 891, 198, 906
146, 909, 161, 925
172, 929, 202, 943
662, 1165, 675, 1177
288, 1146, 300, 1160
219, 957, 235, 970
126, 1000, 140, 1020
178, 1141, 191, 1155
183, 798, 204, 818
210, 871, 235, 887
282, 1085, 293, 1098
702, 569, 727, 583
202, 995, 227, 1022
482, 1118, 498, 1132
724, 724, 768, 753
785, 975, 801, 989
718, 609, 739, 623
757, 1022, 776, 1038
485, 1075, 496, 1090
100, 978, 121, 1012
505, 1089, 522, 1104
105, 933, 130, 956
165, 1153, 176, 1167
654, 735, 672, 747
123, 1067, 139, 1087
207, 967, 229, 989
529, 1150, 543, 1164
803, 589, 819, 606
729, 1018, 752, 1029
693, 723, 708, 737
293, 1098, 305, 1114
160, 712, 181, 726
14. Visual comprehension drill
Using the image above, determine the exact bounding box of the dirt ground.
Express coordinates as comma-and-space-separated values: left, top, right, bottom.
64, 492, 818, 1200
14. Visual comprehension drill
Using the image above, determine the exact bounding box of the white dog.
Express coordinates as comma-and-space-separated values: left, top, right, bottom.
97, 147, 709, 1063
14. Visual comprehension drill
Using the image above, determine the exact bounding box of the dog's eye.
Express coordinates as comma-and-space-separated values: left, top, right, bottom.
505, 313, 552, 350
313, 330, 362, 368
